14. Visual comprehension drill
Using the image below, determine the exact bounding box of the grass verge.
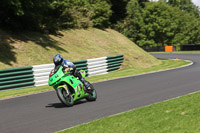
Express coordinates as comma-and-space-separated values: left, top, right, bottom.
86, 59, 190, 83
151, 51, 200, 53
58, 90, 200, 133
0, 59, 190, 100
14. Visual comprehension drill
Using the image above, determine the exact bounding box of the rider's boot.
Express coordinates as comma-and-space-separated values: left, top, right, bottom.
80, 78, 92, 92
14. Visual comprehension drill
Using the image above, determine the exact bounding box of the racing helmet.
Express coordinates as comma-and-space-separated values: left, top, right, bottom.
53, 54, 64, 66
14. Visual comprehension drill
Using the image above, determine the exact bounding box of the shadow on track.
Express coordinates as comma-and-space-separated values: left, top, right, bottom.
46, 100, 87, 108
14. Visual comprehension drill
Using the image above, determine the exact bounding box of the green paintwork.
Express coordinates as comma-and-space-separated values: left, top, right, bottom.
0, 70, 33, 77
0, 66, 33, 72
0, 65, 34, 90
79, 70, 86, 78
107, 57, 124, 62
106, 54, 123, 59
0, 78, 34, 85
48, 66, 64, 86
48, 66, 88, 102
0, 81, 34, 90
73, 60, 87, 65
0, 74, 33, 81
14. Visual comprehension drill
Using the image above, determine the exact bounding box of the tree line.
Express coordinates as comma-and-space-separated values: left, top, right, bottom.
0, 0, 112, 32
116, 0, 200, 49
0, 0, 200, 48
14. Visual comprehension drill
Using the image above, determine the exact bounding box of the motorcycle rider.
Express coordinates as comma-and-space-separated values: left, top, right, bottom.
53, 54, 91, 91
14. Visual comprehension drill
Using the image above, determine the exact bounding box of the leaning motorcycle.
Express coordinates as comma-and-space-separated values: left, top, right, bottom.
48, 65, 97, 107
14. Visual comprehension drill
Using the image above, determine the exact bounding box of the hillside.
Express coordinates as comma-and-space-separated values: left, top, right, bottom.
0, 28, 161, 69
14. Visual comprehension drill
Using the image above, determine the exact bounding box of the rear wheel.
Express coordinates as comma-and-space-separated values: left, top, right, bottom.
56, 87, 74, 107
86, 84, 97, 101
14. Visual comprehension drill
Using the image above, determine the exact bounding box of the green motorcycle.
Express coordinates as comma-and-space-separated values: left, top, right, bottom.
48, 65, 97, 107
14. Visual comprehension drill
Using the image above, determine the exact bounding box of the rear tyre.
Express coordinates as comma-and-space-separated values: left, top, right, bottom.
86, 84, 97, 101
56, 87, 74, 107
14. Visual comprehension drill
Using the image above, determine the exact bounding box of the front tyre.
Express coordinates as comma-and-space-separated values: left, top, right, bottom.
56, 87, 74, 107
86, 84, 97, 101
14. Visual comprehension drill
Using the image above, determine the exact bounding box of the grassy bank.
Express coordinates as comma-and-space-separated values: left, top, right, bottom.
58, 89, 200, 133
0, 59, 190, 100
0, 28, 160, 69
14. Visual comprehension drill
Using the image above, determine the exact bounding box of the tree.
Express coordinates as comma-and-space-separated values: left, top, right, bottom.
141, 1, 179, 47
141, 1, 200, 47
48, 0, 112, 30
0, 0, 112, 31
0, 0, 52, 31
110, 0, 130, 24
167, 0, 200, 17
138, 0, 150, 8
118, 0, 144, 44
117, 0, 200, 48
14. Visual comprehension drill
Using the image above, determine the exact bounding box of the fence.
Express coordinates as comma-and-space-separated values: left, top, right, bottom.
181, 44, 200, 51
0, 54, 124, 91
142, 46, 165, 52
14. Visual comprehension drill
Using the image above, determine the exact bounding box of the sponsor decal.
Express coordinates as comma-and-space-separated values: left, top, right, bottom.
55, 74, 59, 78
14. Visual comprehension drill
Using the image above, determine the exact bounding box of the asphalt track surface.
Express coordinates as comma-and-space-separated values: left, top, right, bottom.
1, 53, 200, 133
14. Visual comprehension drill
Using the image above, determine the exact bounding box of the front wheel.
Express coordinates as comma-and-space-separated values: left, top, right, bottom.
56, 87, 74, 107
86, 84, 97, 101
